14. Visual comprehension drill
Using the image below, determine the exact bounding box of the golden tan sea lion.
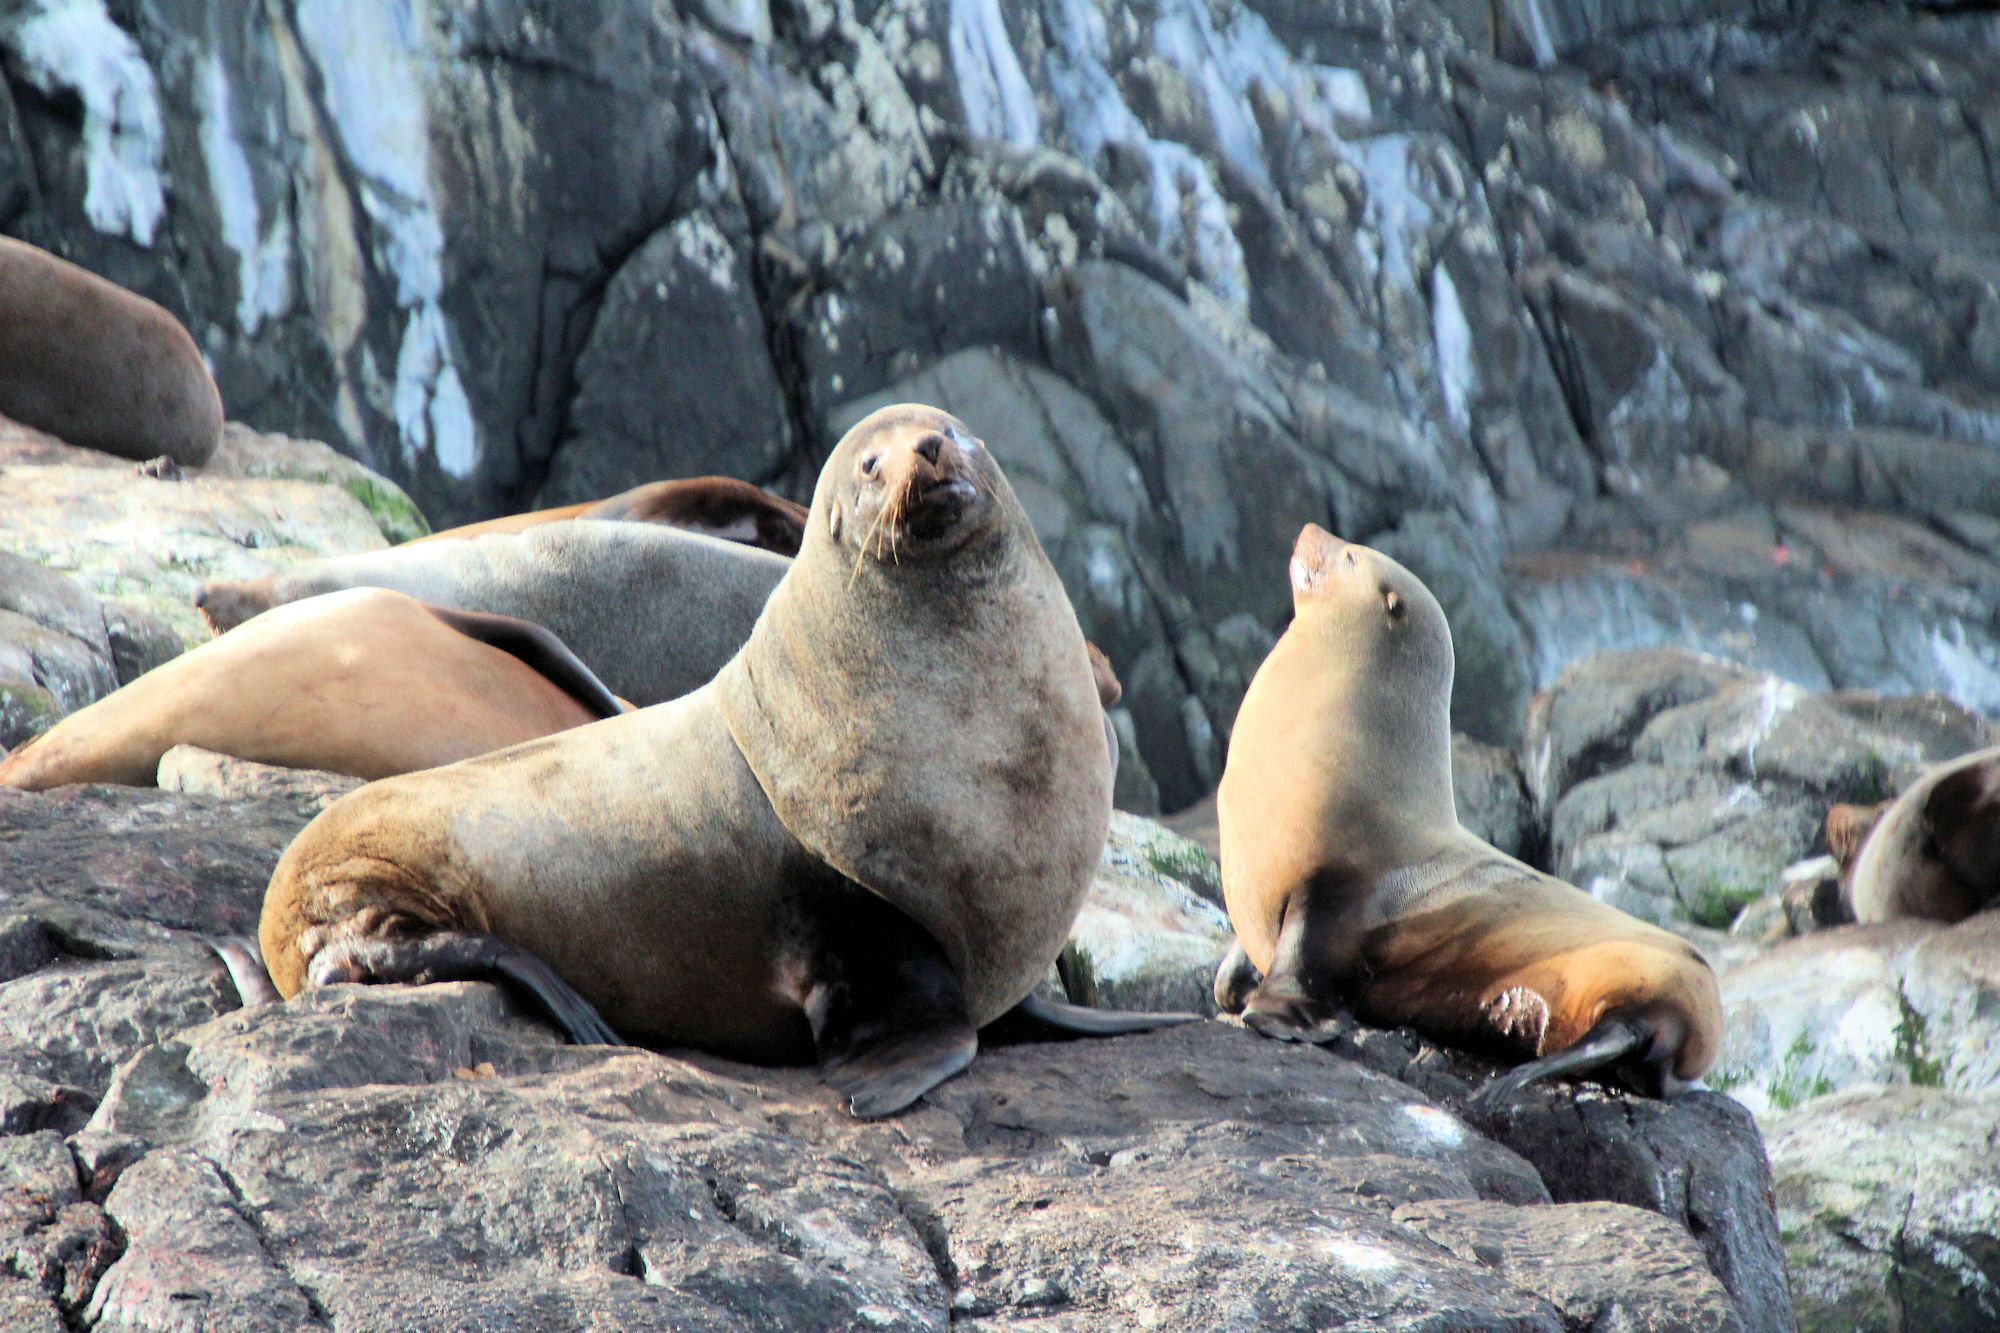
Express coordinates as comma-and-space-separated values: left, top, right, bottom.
1214, 525, 1722, 1105
0, 588, 622, 789
253, 405, 1192, 1117
194, 522, 788, 707
408, 476, 809, 556
1833, 745, 2000, 924
0, 236, 223, 466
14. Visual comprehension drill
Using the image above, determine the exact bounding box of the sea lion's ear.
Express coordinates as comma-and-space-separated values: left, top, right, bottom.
1384, 590, 1404, 619
828, 501, 843, 541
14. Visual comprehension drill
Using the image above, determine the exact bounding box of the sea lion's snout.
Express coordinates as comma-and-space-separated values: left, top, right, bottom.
876, 422, 988, 545
1289, 524, 1354, 595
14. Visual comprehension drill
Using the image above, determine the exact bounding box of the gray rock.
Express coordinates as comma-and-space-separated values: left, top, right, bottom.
1526, 649, 1996, 928
540, 215, 790, 508
1063, 812, 1231, 1015
1710, 913, 2000, 1118
1767, 1086, 2000, 1333
71, 970, 1788, 1332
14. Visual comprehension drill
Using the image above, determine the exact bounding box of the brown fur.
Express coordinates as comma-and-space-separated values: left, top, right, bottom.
1847, 745, 2000, 924
0, 589, 605, 789
1217, 525, 1722, 1090
0, 237, 223, 466
260, 405, 1110, 1060
406, 477, 808, 557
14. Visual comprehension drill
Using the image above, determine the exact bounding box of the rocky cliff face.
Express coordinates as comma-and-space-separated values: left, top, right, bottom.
6, 0, 1997, 808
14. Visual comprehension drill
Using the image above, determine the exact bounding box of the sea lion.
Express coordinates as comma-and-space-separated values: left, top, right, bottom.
1213, 525, 1722, 1106
0, 588, 623, 789
195, 522, 789, 706
408, 477, 809, 557
255, 404, 1192, 1117
1835, 746, 2000, 924
0, 237, 224, 466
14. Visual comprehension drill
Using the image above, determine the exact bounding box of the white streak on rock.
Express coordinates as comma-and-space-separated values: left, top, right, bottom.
197, 54, 292, 334
393, 304, 477, 480
8, 0, 165, 245
1430, 261, 1474, 433
1929, 620, 2000, 715
297, 0, 479, 477
1348, 134, 1433, 287
947, 0, 1039, 149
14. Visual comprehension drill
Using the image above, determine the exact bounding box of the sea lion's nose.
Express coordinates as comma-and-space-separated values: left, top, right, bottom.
915, 432, 943, 464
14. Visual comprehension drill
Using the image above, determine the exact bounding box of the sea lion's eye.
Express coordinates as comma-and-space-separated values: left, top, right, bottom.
1385, 589, 1404, 618
860, 453, 882, 478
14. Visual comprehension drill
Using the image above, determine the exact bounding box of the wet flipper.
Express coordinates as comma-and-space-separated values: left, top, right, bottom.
1212, 939, 1261, 1014
204, 935, 282, 1009
799, 885, 978, 1119
422, 605, 628, 720
1463, 1016, 1652, 1115
982, 991, 1200, 1044
306, 929, 625, 1046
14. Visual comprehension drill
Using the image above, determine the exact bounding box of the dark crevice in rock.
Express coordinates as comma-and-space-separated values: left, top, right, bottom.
508, 211, 690, 512
207, 1156, 335, 1329
891, 1186, 958, 1298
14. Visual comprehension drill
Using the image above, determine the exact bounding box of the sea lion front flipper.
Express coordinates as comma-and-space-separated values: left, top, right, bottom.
1462, 1015, 1652, 1115
800, 885, 979, 1119
307, 930, 625, 1047
1212, 939, 1261, 1014
981, 991, 1201, 1043
205, 935, 283, 1009
1238, 874, 1355, 1045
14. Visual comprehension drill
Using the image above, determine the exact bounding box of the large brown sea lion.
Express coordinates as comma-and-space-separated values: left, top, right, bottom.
195, 522, 788, 707
407, 476, 809, 556
0, 588, 623, 789
1213, 525, 1722, 1106
254, 405, 1191, 1117
0, 236, 224, 466
1831, 746, 2000, 924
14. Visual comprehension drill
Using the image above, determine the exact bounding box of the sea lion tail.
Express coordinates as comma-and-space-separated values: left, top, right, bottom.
1462, 1015, 1653, 1114
205, 935, 284, 1009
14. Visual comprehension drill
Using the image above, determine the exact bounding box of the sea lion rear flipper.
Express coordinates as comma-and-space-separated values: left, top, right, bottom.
1212, 939, 1261, 1014
1462, 1015, 1652, 1114
800, 884, 978, 1119
982, 991, 1201, 1043
421, 606, 627, 720
204, 935, 283, 1009
307, 930, 625, 1046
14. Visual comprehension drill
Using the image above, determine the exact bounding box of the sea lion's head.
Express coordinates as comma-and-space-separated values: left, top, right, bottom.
194, 577, 278, 635
1287, 525, 1452, 702
818, 405, 1002, 568
1825, 799, 1891, 878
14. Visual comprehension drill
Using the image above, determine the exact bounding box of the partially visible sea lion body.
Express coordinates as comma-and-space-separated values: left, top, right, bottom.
409, 477, 809, 557
257, 405, 1191, 1117
1214, 525, 1722, 1104
0, 588, 622, 789
0, 237, 224, 466
1837, 746, 2000, 924
196, 522, 789, 706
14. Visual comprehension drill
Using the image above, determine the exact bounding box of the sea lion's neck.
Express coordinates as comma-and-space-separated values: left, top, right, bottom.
1286, 623, 1459, 867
